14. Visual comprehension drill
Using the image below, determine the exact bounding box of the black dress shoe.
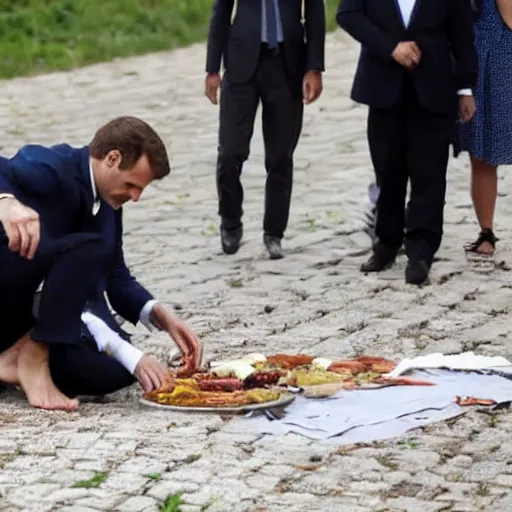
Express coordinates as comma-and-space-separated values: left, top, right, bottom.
360, 252, 395, 272
221, 226, 243, 255
263, 235, 283, 259
405, 260, 430, 285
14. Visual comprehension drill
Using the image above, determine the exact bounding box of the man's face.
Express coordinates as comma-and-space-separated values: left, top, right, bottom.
97, 151, 154, 209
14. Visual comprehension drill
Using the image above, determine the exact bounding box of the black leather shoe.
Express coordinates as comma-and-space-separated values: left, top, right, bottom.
263, 235, 284, 259
360, 252, 395, 272
221, 226, 243, 255
405, 260, 430, 285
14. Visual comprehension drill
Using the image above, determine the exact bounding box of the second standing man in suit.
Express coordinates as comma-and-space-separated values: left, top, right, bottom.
337, 0, 478, 284
205, 0, 325, 259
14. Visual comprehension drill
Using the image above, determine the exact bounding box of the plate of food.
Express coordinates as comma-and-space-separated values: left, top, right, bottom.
142, 352, 435, 411
140, 370, 295, 413
202, 353, 434, 395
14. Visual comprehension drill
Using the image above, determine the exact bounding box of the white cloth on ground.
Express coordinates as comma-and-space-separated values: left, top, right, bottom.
236, 369, 512, 444
385, 351, 512, 378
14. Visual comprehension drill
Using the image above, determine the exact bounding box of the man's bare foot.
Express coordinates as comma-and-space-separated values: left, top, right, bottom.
0, 343, 21, 385
17, 335, 78, 411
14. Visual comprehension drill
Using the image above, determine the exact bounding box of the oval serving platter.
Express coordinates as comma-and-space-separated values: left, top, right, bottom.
139, 392, 295, 414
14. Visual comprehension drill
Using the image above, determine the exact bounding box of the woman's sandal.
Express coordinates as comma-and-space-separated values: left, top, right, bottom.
464, 228, 498, 255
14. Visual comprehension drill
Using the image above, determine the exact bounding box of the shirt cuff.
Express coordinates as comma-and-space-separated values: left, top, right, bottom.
139, 299, 159, 331
81, 311, 144, 375
111, 342, 144, 375
457, 89, 473, 96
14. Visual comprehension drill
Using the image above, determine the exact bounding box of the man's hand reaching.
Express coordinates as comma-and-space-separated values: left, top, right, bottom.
150, 303, 203, 373
134, 355, 174, 393
392, 42, 421, 71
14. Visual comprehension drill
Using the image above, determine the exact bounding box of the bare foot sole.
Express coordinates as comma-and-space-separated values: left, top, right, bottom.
0, 343, 21, 385
17, 335, 79, 411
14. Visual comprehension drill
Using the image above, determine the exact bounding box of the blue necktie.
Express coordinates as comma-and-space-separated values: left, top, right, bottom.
265, 0, 278, 49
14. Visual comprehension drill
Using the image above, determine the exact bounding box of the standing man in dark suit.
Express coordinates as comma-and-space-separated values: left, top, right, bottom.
205, 0, 326, 259
337, 0, 478, 284
0, 117, 202, 410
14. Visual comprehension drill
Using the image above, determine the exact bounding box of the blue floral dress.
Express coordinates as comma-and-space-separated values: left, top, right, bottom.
458, 0, 512, 165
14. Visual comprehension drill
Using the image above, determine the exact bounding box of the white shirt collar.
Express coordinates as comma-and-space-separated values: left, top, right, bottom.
89, 159, 101, 216
397, 0, 416, 27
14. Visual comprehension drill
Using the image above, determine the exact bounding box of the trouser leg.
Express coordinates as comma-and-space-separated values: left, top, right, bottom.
31, 234, 110, 346
259, 49, 303, 239
217, 75, 259, 230
367, 102, 408, 258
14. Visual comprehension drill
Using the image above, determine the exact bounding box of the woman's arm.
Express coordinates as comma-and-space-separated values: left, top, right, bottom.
496, 0, 512, 30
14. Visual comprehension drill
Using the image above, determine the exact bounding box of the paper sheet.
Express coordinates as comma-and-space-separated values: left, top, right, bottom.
386, 351, 512, 378
236, 370, 512, 444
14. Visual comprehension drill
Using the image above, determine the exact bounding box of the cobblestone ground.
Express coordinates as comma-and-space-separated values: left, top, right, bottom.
1, 32, 512, 512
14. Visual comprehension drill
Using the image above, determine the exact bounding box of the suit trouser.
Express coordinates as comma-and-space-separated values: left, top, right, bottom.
367, 78, 453, 263
0, 233, 135, 397
216, 45, 304, 239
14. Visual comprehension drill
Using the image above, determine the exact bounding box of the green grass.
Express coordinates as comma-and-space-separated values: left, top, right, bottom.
0, 0, 341, 79
160, 493, 186, 512
71, 471, 109, 488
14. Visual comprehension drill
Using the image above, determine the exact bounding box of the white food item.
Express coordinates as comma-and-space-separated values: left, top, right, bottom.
209, 360, 235, 368
312, 357, 333, 370
211, 361, 256, 380
210, 353, 267, 368
241, 353, 267, 364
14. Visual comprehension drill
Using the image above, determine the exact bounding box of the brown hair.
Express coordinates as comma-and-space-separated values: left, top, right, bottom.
89, 116, 170, 179
470, 0, 479, 11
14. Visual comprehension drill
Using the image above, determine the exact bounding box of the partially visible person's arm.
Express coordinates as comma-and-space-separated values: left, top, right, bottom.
448, 0, 478, 91
336, 0, 400, 61
81, 311, 172, 392
205, 0, 235, 75
106, 209, 154, 326
304, 0, 326, 72
0, 146, 72, 259
205, 0, 235, 104
448, 0, 478, 122
496, 0, 512, 30
106, 210, 203, 372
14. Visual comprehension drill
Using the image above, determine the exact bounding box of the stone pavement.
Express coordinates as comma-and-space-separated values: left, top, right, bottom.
1, 31, 512, 512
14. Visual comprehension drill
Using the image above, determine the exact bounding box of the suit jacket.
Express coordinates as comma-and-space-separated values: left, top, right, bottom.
337, 0, 478, 114
205, 0, 326, 89
0, 144, 152, 327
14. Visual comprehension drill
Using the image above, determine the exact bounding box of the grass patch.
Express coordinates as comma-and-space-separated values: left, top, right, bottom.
160, 493, 187, 512
0, 0, 341, 79
143, 472, 162, 481
71, 471, 108, 488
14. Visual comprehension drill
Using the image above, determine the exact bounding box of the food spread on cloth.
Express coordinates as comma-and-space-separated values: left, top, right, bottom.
142, 353, 435, 409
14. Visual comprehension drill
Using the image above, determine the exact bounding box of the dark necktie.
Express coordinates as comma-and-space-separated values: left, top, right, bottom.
265, 0, 278, 49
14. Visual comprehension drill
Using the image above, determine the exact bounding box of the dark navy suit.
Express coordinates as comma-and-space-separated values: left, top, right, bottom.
0, 144, 151, 396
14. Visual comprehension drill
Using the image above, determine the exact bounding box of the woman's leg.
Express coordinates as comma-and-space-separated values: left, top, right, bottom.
470, 156, 498, 254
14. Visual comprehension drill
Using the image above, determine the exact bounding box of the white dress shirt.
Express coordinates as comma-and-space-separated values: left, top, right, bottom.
397, 0, 416, 27
395, 0, 472, 96
81, 311, 144, 374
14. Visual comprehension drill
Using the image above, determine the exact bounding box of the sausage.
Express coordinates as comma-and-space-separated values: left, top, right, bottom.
328, 361, 368, 374
373, 376, 435, 386
455, 396, 496, 406
243, 370, 283, 389
197, 378, 242, 392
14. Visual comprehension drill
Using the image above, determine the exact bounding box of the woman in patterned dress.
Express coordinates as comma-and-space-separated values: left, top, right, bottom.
458, 0, 512, 255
